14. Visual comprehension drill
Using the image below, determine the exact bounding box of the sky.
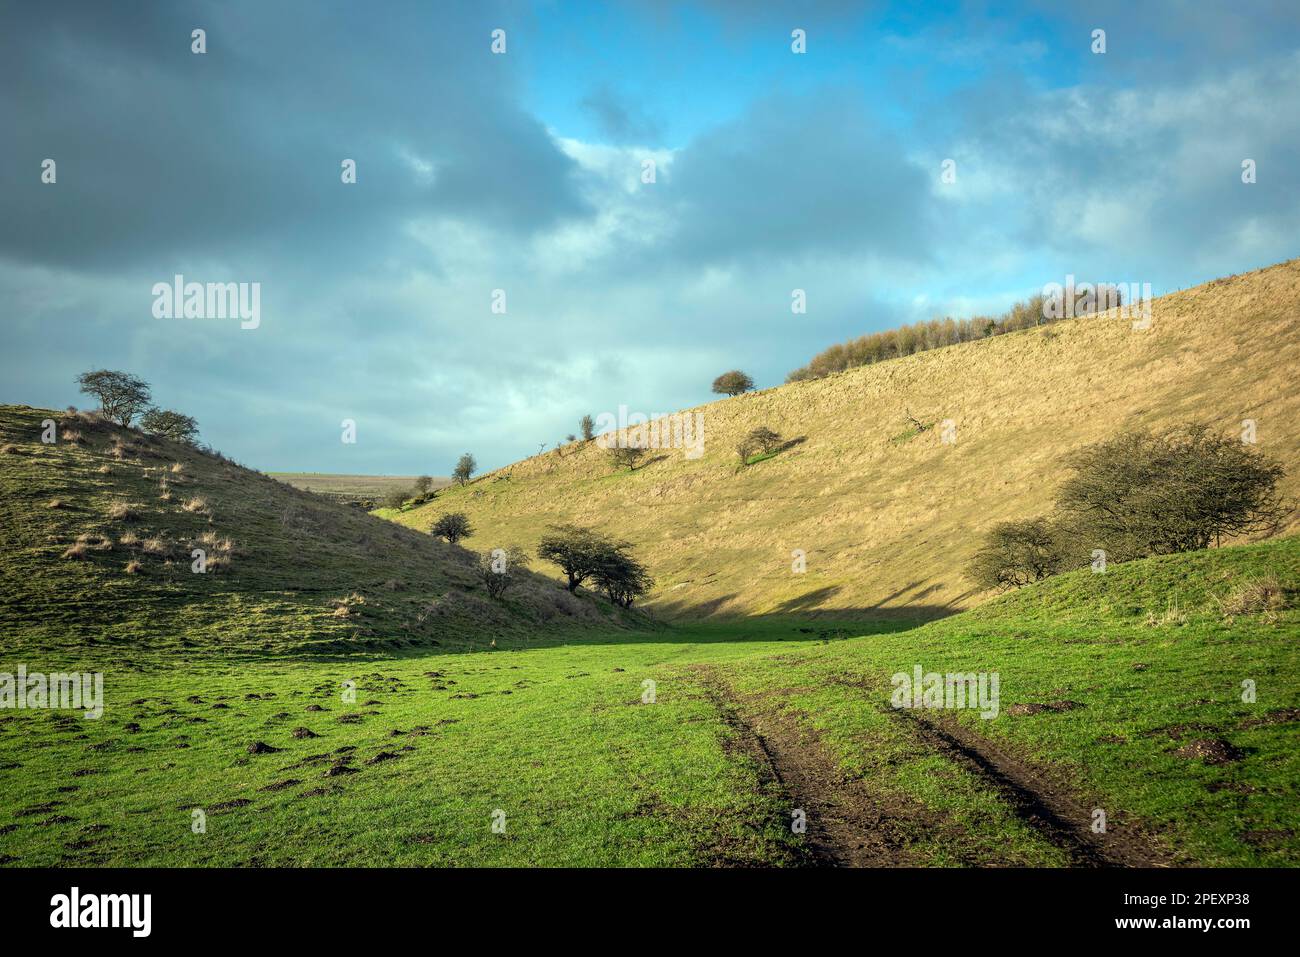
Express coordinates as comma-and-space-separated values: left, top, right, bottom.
2, 0, 1298, 474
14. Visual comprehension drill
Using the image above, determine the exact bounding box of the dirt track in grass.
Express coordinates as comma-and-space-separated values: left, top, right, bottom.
695, 668, 931, 867
895, 711, 1173, 868
697, 667, 1173, 868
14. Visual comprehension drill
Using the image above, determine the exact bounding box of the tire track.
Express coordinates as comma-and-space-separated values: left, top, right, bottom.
895, 710, 1171, 867
695, 669, 924, 867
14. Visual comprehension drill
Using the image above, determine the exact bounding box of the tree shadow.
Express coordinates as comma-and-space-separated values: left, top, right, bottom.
738, 435, 808, 468
772, 584, 843, 613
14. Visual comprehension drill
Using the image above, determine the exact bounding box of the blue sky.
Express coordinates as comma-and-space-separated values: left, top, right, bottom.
2, 0, 1298, 473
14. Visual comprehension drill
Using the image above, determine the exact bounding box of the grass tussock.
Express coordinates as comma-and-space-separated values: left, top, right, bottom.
140, 536, 172, 557
330, 592, 367, 618
107, 501, 140, 521
195, 530, 235, 571
1144, 598, 1189, 627
75, 533, 113, 551
1214, 575, 1288, 622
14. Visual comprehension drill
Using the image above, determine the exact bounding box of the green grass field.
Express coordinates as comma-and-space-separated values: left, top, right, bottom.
3, 537, 1296, 867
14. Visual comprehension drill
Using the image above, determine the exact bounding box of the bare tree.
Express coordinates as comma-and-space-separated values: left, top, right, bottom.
747, 425, 783, 454
608, 444, 647, 471
76, 370, 152, 427
140, 408, 199, 443
592, 550, 653, 608
1057, 424, 1289, 559
478, 546, 531, 600
538, 525, 627, 593
452, 453, 476, 486
966, 519, 1064, 590
904, 408, 930, 433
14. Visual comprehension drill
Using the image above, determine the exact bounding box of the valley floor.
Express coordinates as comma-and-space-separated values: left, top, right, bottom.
3, 593, 1296, 867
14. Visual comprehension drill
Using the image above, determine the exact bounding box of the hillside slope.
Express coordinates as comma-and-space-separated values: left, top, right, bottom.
392, 258, 1300, 618
0, 405, 624, 657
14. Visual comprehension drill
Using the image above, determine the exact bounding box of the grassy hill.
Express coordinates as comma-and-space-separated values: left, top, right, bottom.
0, 405, 630, 658
2, 535, 1293, 866
389, 258, 1300, 619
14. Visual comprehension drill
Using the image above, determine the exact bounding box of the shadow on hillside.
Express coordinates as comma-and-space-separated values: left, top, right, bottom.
173, 585, 958, 664
738, 435, 809, 468
868, 580, 960, 608
651, 574, 971, 624
169, 613, 933, 666
772, 584, 843, 612
651, 589, 960, 626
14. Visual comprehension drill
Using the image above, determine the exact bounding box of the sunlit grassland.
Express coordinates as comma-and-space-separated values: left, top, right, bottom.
3, 538, 1296, 867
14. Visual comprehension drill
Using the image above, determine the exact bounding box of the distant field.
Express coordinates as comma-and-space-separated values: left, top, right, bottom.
270, 473, 450, 506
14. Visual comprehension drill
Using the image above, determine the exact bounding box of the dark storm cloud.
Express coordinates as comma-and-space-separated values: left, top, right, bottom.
0, 0, 592, 272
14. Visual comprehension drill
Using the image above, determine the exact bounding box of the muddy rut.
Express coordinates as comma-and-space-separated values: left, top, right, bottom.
695, 669, 927, 867
695, 668, 1170, 868
896, 710, 1170, 867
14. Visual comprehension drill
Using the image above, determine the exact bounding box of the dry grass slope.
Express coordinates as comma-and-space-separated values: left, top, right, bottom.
393, 257, 1300, 619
